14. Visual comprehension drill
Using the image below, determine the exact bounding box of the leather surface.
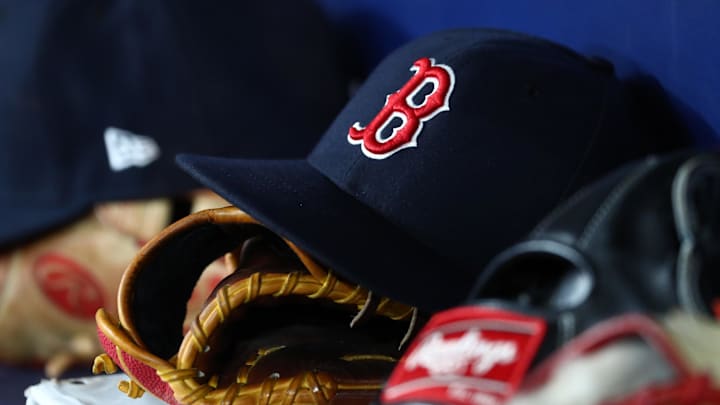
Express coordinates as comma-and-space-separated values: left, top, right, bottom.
470, 149, 720, 361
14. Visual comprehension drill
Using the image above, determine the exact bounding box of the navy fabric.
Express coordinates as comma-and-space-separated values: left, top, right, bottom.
316, 0, 720, 147
178, 28, 690, 312
0, 0, 351, 247
0, 364, 89, 405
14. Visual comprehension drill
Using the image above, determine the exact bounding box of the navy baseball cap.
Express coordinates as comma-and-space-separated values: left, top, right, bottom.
0, 0, 351, 247
178, 28, 689, 312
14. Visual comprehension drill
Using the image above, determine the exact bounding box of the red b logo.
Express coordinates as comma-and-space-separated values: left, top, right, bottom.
348, 57, 455, 159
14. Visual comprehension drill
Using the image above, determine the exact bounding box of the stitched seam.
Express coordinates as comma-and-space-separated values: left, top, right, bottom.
577, 156, 659, 249
530, 179, 600, 236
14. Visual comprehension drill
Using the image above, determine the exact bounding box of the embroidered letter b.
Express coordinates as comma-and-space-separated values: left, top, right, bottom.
348, 57, 455, 159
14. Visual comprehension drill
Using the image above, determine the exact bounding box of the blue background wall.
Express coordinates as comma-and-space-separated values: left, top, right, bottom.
316, 0, 720, 146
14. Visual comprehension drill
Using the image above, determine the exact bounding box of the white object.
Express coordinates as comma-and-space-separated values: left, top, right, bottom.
508, 341, 673, 405
25, 373, 165, 405
104, 127, 160, 172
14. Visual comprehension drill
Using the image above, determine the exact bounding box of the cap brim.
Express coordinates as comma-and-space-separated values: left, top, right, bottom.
176, 154, 468, 311
0, 202, 89, 248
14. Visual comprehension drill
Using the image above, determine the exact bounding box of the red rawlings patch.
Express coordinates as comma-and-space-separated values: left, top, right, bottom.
32, 253, 105, 319
381, 306, 546, 405
713, 298, 720, 320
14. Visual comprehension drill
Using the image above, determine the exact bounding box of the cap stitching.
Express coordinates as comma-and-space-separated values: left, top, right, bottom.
555, 76, 610, 204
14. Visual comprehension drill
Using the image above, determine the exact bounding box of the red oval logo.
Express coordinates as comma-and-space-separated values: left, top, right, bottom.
32, 253, 106, 320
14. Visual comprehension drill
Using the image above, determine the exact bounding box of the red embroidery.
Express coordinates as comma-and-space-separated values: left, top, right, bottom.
714, 298, 720, 320
32, 253, 105, 320
348, 57, 455, 159
381, 306, 545, 405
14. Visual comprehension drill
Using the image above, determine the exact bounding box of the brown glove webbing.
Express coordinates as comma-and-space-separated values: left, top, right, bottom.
95, 207, 418, 404
181, 270, 411, 355
168, 255, 414, 403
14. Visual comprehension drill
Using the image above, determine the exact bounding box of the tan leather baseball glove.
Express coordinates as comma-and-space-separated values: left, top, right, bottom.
93, 206, 418, 404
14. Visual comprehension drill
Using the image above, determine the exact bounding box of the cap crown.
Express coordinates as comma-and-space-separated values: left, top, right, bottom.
310, 29, 646, 271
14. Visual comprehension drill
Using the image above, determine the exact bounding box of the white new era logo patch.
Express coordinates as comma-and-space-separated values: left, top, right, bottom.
104, 127, 160, 172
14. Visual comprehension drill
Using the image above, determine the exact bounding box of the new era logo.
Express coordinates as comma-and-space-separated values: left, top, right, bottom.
104, 127, 160, 172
